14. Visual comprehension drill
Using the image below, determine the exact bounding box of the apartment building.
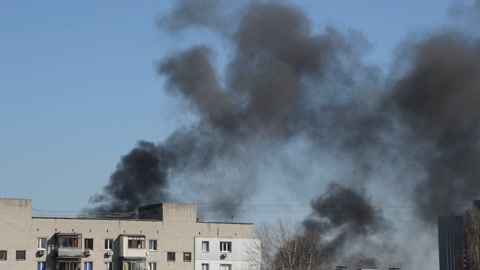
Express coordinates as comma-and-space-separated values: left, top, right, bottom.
437, 200, 480, 270
438, 215, 465, 270
0, 198, 260, 270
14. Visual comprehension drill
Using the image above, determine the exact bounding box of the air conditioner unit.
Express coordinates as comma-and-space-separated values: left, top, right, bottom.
85, 250, 92, 256
37, 249, 45, 256
107, 250, 114, 256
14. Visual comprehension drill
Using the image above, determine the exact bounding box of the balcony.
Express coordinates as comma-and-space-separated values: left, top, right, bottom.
55, 233, 83, 258
119, 235, 147, 258
57, 247, 83, 257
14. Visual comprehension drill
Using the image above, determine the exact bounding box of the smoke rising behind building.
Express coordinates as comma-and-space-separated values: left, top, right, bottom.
85, 0, 480, 268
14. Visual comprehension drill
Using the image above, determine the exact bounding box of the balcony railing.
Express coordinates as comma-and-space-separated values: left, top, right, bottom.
57, 247, 83, 257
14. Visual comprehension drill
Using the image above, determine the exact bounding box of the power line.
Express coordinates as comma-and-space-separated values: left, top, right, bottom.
31, 203, 471, 218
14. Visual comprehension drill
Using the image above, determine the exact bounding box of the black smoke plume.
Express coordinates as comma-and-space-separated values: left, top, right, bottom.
86, 141, 172, 215
389, 30, 480, 215
86, 0, 375, 215
302, 183, 399, 268
85, 0, 480, 268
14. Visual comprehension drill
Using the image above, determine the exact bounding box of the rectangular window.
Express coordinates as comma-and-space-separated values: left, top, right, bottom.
123, 261, 145, 270
38, 238, 47, 249
148, 240, 157, 251
105, 239, 113, 250
183, 252, 191, 262
127, 237, 145, 249
202, 241, 209, 252
0, 250, 6, 260
58, 261, 80, 270
37, 262, 46, 270
58, 235, 80, 248
85, 239, 94, 250
201, 263, 209, 270
84, 262, 93, 270
16, 250, 26, 260
167, 252, 175, 262
104, 262, 113, 270
220, 241, 232, 252
220, 264, 232, 270
148, 262, 157, 270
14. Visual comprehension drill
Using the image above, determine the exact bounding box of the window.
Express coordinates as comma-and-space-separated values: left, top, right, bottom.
85, 239, 94, 250
58, 261, 79, 270
105, 239, 113, 250
220, 264, 232, 270
123, 261, 145, 270
167, 252, 175, 262
220, 241, 232, 252
16, 250, 26, 260
183, 252, 191, 262
38, 238, 47, 249
148, 240, 157, 251
58, 235, 80, 248
201, 241, 209, 252
127, 237, 145, 249
0, 250, 6, 260
37, 262, 46, 270
148, 262, 157, 270
104, 262, 113, 270
84, 262, 93, 270
201, 263, 209, 270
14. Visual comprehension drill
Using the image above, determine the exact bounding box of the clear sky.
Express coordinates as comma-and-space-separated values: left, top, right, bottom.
0, 0, 458, 214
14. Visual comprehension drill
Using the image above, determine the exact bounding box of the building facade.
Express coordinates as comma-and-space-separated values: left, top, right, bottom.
438, 216, 466, 270
0, 198, 260, 270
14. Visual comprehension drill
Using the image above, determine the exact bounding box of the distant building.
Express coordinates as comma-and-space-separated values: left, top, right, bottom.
438, 215, 466, 270
0, 198, 260, 270
438, 200, 480, 270
464, 200, 480, 270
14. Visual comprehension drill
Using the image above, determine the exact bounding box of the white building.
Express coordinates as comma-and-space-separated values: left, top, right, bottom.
0, 198, 260, 270
195, 237, 259, 270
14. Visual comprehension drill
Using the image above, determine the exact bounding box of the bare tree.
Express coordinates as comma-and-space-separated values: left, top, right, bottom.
254, 218, 331, 270
465, 201, 480, 270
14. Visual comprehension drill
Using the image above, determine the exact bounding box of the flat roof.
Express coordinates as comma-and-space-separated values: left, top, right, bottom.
196, 221, 253, 225
138, 203, 163, 211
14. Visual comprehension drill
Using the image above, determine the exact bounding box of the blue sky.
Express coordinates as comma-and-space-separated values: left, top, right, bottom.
0, 0, 457, 215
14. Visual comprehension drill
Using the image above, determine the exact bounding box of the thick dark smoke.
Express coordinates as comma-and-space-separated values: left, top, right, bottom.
85, 0, 480, 268
303, 183, 398, 268
86, 141, 172, 215
305, 183, 384, 235
85, 0, 378, 215
159, 46, 240, 133
390, 31, 480, 213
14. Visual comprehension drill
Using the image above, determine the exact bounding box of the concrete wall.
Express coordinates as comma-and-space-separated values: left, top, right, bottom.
194, 237, 260, 270
0, 198, 33, 270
